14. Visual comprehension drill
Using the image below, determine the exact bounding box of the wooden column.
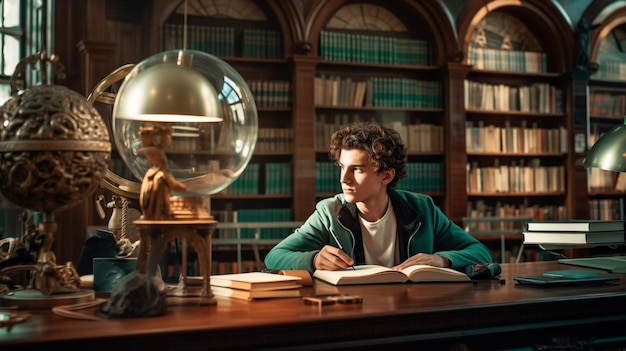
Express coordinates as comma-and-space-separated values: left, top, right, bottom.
290, 55, 320, 221
569, 70, 593, 221
443, 62, 472, 224
76, 41, 118, 97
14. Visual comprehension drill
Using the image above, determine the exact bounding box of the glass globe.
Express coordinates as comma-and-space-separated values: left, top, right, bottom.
112, 50, 258, 197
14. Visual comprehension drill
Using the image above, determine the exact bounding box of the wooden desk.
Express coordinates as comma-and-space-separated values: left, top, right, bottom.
2, 261, 626, 350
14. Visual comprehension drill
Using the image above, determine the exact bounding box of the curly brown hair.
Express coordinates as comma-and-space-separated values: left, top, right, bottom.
329, 122, 407, 188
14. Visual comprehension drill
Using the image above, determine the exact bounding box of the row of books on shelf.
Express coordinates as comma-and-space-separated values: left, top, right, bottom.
315, 161, 444, 195
592, 52, 626, 81
247, 80, 291, 108
466, 121, 568, 154
393, 122, 444, 153
589, 131, 611, 148
160, 24, 235, 56
589, 199, 624, 221
466, 222, 524, 237
212, 208, 293, 239
165, 124, 230, 153
466, 160, 565, 193
463, 216, 528, 234
220, 163, 292, 195
314, 75, 442, 109
470, 201, 567, 221
589, 91, 626, 118
523, 219, 625, 246
319, 30, 431, 65
464, 80, 563, 113
219, 160, 447, 196
256, 128, 293, 153
314, 75, 368, 107
240, 28, 283, 59
396, 162, 444, 193
315, 115, 444, 153
463, 200, 559, 234
314, 113, 372, 150
467, 44, 547, 73
587, 168, 626, 193
160, 24, 282, 59
316, 161, 341, 194
369, 77, 442, 109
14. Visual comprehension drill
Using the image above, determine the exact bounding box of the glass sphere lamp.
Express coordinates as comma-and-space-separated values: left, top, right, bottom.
102, 49, 258, 314
112, 50, 258, 208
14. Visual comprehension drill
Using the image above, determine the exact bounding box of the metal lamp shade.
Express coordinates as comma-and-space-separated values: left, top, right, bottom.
113, 59, 222, 123
583, 119, 626, 172
111, 49, 258, 196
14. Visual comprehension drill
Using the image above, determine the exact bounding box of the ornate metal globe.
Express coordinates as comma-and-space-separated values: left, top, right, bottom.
112, 50, 258, 198
0, 85, 111, 214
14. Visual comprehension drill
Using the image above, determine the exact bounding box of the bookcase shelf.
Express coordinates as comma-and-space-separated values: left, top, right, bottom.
312, 2, 447, 208
581, 3, 626, 221
156, 2, 299, 225
457, 2, 575, 260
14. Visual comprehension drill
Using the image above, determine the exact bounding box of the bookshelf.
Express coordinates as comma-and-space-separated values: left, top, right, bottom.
156, 1, 297, 229
312, 2, 447, 208
457, 4, 574, 261
584, 4, 626, 221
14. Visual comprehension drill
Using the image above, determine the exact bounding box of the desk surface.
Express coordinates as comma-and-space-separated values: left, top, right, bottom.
2, 261, 626, 350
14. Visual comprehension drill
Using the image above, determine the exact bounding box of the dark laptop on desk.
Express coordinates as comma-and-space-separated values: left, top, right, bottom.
559, 256, 626, 274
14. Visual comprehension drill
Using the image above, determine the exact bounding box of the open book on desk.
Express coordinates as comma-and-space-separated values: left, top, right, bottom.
313, 264, 471, 286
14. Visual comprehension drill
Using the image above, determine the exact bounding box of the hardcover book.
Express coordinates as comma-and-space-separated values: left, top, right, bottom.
312, 264, 470, 286
522, 230, 625, 245
211, 285, 301, 300
526, 220, 625, 232
210, 272, 303, 291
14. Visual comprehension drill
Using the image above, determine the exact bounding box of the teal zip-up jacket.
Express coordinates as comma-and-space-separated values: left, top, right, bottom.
264, 188, 493, 274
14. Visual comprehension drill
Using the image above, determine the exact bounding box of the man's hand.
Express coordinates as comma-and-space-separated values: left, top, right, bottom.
314, 245, 354, 270
393, 253, 450, 271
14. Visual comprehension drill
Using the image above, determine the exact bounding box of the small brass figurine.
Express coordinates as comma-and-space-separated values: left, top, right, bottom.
137, 123, 186, 220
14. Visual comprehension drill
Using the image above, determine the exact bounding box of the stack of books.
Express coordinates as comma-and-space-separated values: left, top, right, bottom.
523, 220, 626, 246
210, 272, 303, 301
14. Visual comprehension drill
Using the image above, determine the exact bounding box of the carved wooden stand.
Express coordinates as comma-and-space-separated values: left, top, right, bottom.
134, 219, 217, 305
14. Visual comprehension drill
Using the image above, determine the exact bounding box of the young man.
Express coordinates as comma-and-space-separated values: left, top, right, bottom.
264, 122, 492, 273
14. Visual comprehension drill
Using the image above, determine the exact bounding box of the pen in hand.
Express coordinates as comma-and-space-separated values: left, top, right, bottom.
329, 229, 355, 270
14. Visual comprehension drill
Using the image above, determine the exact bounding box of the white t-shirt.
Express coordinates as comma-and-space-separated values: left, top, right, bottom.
359, 201, 398, 267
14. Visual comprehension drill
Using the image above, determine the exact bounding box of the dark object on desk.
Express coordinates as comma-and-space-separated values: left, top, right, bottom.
514, 269, 620, 286
0, 247, 35, 271
303, 294, 363, 306
101, 271, 167, 318
93, 257, 137, 293
559, 256, 626, 274
76, 229, 119, 275
466, 263, 501, 279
